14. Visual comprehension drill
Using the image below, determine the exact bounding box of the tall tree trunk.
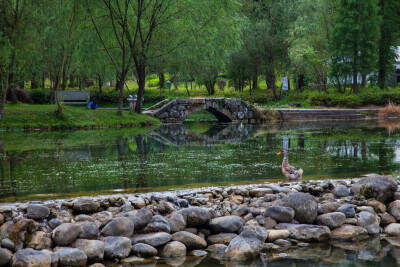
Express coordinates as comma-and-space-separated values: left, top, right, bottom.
116, 77, 125, 115
185, 81, 190, 97
7, 72, 17, 103
69, 74, 75, 88
266, 72, 277, 100
0, 73, 10, 120
252, 63, 258, 90
158, 72, 165, 89
135, 61, 146, 114
353, 43, 358, 94
61, 69, 67, 91
98, 75, 102, 93
42, 72, 45, 89
361, 74, 367, 87
297, 74, 305, 93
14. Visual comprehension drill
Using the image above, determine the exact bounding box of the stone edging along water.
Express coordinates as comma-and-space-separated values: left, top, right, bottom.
1, 174, 400, 267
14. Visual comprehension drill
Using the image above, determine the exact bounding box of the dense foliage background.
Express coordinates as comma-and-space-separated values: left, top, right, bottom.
0, 0, 400, 117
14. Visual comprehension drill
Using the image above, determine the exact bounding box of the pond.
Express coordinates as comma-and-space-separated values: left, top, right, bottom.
1, 120, 400, 202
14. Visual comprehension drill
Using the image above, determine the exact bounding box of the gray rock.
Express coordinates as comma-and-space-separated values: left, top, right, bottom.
27, 204, 50, 220
177, 207, 210, 227
267, 230, 290, 242
356, 211, 380, 235
265, 185, 290, 193
121, 204, 134, 212
75, 214, 94, 222
389, 200, 400, 220
380, 212, 397, 226
131, 243, 157, 257
351, 175, 397, 203
132, 232, 172, 247
52, 223, 81, 246
126, 208, 152, 229
318, 202, 340, 214
315, 212, 346, 229
265, 206, 295, 223
192, 250, 207, 257
48, 219, 62, 229
161, 241, 187, 258
2, 238, 14, 250
357, 206, 375, 214
384, 223, 400, 236
207, 233, 238, 246
91, 212, 113, 227
73, 239, 104, 262
0, 248, 12, 266
171, 231, 207, 250
275, 223, 331, 242
207, 244, 227, 255
40, 250, 58, 267
165, 212, 186, 233
222, 229, 264, 261
330, 225, 369, 241
332, 185, 350, 197
104, 236, 131, 260
28, 231, 53, 250
238, 226, 269, 242
11, 249, 51, 267
274, 239, 292, 248
101, 217, 134, 237
277, 193, 318, 224
338, 204, 356, 218
56, 248, 87, 267
73, 198, 100, 214
209, 216, 244, 233
249, 188, 273, 197
231, 206, 249, 217
143, 215, 170, 233
79, 222, 99, 239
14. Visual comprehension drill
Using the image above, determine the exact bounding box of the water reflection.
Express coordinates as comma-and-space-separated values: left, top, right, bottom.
1, 120, 400, 202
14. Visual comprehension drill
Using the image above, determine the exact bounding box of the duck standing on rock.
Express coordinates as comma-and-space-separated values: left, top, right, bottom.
277, 150, 303, 180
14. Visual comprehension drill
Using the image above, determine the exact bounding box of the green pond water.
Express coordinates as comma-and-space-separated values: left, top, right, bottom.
1, 119, 400, 202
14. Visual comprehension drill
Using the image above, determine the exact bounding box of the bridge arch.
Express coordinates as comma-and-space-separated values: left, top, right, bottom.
144, 97, 261, 123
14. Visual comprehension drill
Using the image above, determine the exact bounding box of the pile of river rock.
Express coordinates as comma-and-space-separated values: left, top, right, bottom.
1, 174, 400, 267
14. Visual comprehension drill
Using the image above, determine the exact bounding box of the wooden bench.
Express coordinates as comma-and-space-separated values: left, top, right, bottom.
55, 91, 90, 107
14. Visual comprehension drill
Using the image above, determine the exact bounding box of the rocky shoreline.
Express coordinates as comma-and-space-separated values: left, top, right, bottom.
1, 174, 400, 267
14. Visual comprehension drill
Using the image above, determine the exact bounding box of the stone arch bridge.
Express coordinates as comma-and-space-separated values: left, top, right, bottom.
143, 98, 262, 123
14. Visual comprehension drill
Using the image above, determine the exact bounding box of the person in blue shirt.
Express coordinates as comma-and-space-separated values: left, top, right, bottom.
89, 101, 97, 109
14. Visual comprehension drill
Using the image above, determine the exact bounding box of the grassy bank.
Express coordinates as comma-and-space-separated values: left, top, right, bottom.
0, 103, 160, 130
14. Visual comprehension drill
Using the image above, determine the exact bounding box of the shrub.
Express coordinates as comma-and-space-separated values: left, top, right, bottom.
29, 90, 50, 104
242, 92, 273, 104
217, 79, 226, 91
7, 88, 31, 103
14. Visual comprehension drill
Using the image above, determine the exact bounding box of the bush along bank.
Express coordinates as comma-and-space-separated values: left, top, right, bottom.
1, 174, 400, 266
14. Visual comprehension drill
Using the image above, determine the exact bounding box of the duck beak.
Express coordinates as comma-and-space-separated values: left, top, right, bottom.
277, 151, 282, 155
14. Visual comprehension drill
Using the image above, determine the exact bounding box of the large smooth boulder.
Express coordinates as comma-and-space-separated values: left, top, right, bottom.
265, 206, 295, 223
132, 232, 172, 247
171, 231, 207, 250
11, 249, 51, 267
103, 236, 131, 260
0, 248, 12, 266
315, 212, 346, 229
277, 193, 318, 224
207, 233, 238, 246
27, 204, 50, 220
165, 212, 186, 233
350, 175, 397, 203
356, 211, 380, 235
222, 229, 264, 261
52, 223, 81, 246
126, 208, 152, 229
79, 222, 99, 240
275, 223, 331, 242
332, 185, 350, 197
28, 231, 53, 250
330, 225, 369, 241
384, 223, 400, 236
161, 241, 187, 258
101, 217, 134, 237
389, 201, 400, 220
73, 239, 104, 262
91, 212, 113, 227
209, 216, 244, 233
143, 215, 170, 233
131, 243, 157, 257
267, 230, 290, 242
177, 208, 210, 227
72, 198, 100, 214
55, 248, 87, 267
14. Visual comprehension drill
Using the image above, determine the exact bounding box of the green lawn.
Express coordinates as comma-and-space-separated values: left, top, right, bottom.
0, 103, 160, 130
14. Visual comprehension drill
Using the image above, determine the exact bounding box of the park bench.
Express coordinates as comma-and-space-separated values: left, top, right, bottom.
55, 91, 90, 107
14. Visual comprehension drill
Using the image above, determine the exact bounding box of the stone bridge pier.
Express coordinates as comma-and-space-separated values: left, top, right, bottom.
144, 98, 262, 123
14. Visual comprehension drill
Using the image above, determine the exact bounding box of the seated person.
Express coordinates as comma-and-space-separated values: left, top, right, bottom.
89, 101, 97, 109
